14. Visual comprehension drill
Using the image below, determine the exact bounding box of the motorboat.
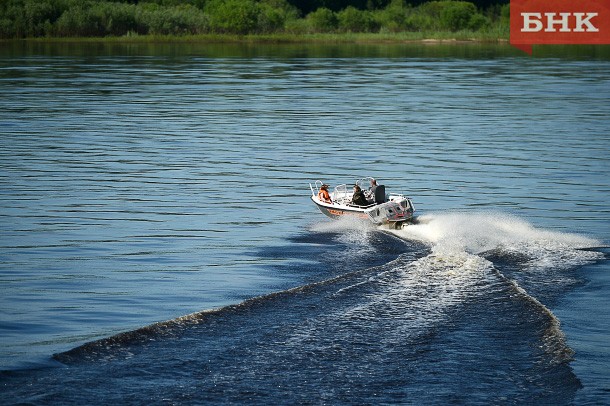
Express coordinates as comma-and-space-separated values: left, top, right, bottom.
309, 177, 415, 228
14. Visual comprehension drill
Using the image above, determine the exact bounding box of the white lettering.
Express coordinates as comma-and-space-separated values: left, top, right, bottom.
522, 11, 601, 33
522, 13, 543, 32
573, 12, 599, 32
544, 12, 571, 32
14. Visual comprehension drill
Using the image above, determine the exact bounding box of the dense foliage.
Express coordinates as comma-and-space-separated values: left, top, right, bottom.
0, 0, 509, 38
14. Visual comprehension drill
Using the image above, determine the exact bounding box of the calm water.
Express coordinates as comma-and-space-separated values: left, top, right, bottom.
1, 42, 609, 404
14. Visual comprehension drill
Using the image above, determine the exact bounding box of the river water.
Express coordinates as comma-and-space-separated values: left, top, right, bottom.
0, 42, 609, 404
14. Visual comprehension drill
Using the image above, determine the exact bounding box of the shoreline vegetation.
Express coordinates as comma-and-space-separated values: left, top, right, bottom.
1, 0, 509, 42
2, 32, 509, 44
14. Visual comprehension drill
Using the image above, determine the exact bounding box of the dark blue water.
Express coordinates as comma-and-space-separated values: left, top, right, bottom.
0, 42, 609, 404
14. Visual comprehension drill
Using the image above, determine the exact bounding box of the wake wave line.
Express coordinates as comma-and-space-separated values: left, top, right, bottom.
388, 211, 603, 364
53, 252, 417, 365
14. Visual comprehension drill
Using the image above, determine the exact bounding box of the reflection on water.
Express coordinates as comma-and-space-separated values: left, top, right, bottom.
3, 40, 610, 59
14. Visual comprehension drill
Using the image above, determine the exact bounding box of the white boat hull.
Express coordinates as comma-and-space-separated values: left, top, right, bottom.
310, 178, 415, 228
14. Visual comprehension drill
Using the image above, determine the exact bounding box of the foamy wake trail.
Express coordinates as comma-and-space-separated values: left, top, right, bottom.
309, 217, 383, 262
393, 211, 601, 258
386, 211, 603, 362
310, 216, 377, 234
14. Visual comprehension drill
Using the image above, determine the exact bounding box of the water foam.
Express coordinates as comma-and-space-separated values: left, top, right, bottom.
310, 216, 377, 234
388, 211, 603, 363
392, 211, 601, 262
309, 217, 388, 266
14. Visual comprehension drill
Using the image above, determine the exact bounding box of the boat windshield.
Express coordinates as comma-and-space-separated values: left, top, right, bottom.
331, 184, 352, 205
356, 177, 375, 192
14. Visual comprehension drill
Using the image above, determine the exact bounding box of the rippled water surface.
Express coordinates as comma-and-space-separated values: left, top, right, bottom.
0, 42, 609, 404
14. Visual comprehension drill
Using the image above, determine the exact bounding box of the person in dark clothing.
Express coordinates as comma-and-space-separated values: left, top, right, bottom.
369, 178, 378, 195
352, 185, 369, 206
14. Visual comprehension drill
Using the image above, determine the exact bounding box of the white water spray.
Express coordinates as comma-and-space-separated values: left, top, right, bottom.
392, 211, 601, 266
387, 211, 603, 362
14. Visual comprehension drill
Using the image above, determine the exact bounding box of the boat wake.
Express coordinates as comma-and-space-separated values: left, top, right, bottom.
389, 211, 603, 364
397, 211, 600, 257
51, 212, 602, 369
5, 212, 604, 404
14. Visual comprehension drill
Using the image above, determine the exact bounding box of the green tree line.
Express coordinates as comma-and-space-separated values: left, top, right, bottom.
0, 0, 509, 39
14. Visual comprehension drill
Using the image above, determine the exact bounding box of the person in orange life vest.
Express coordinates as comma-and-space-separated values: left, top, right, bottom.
318, 184, 332, 204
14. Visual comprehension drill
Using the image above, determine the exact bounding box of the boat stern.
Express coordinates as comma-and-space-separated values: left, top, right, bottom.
365, 200, 414, 227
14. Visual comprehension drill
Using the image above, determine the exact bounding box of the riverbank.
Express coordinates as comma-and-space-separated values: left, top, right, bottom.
4, 35, 610, 60
1, 31, 509, 45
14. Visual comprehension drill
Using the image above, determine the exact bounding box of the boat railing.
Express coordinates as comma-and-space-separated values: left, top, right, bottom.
309, 180, 324, 196
311, 179, 409, 209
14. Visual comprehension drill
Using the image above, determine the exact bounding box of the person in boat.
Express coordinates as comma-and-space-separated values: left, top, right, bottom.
369, 178, 378, 195
352, 185, 369, 207
318, 184, 332, 204
368, 178, 386, 204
